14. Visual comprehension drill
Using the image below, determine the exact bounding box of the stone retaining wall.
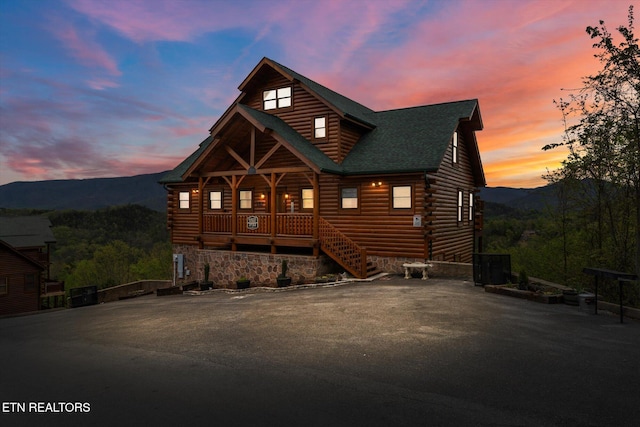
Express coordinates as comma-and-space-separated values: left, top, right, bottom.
172, 245, 339, 288
172, 245, 474, 287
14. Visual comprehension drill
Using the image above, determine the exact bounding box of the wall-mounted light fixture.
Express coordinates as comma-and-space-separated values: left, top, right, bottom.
371, 181, 382, 187
284, 193, 290, 199
192, 188, 199, 194
260, 193, 265, 199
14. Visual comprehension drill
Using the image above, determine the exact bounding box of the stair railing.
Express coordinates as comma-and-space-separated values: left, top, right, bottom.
318, 217, 367, 278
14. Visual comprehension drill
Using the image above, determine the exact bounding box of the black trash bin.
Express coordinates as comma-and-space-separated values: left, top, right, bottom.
69, 286, 98, 308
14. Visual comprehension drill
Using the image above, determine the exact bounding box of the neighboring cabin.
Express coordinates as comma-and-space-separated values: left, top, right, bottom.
0, 217, 62, 316
161, 57, 485, 285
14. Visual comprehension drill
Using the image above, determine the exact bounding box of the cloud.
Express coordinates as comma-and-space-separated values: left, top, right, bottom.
0, 69, 203, 182
47, 15, 121, 77
1, 0, 631, 186
64, 0, 271, 43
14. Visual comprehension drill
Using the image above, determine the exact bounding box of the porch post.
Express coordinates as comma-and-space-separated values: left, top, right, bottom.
313, 172, 320, 257
231, 175, 237, 251
270, 172, 277, 254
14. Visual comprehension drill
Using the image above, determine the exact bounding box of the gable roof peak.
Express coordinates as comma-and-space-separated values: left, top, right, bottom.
240, 57, 376, 128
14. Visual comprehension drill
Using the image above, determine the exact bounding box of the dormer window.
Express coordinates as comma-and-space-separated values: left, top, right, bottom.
263, 86, 292, 110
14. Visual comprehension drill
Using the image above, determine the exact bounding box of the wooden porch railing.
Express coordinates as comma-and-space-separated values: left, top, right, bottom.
318, 217, 367, 278
203, 213, 232, 233
203, 213, 313, 235
202, 214, 370, 278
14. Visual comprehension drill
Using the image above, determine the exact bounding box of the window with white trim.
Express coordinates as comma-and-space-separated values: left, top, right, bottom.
209, 190, 222, 210
263, 86, 292, 110
392, 186, 412, 209
179, 191, 190, 209
341, 187, 358, 209
239, 190, 253, 210
301, 188, 314, 209
468, 192, 474, 221
452, 131, 458, 164
314, 116, 327, 139
457, 189, 463, 222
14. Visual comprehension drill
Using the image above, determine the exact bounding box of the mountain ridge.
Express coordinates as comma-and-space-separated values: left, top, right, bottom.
0, 172, 169, 212
1, 171, 558, 213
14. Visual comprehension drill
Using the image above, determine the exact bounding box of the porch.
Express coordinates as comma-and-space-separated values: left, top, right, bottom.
204, 212, 314, 238
198, 213, 376, 278
200, 212, 315, 248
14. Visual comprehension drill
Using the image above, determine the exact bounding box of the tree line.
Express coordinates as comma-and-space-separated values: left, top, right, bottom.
543, 5, 639, 278
487, 5, 639, 308
1, 205, 172, 293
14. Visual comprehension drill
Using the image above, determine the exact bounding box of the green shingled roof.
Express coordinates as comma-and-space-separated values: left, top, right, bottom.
0, 216, 56, 248
269, 59, 376, 128
238, 105, 342, 173
159, 135, 213, 183
160, 59, 482, 184
341, 100, 479, 174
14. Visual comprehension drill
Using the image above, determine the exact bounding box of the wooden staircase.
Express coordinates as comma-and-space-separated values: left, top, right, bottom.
318, 218, 380, 279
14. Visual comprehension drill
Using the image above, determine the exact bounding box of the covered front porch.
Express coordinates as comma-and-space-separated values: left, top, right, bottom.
191, 163, 321, 254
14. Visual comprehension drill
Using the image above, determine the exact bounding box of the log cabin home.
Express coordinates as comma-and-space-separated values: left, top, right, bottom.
161, 57, 485, 286
0, 216, 62, 315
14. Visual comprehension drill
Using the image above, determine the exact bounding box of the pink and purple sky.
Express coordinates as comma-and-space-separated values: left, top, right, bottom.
0, 0, 633, 188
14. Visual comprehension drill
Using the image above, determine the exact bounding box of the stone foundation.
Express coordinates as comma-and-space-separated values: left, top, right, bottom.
172, 245, 339, 288
172, 245, 473, 288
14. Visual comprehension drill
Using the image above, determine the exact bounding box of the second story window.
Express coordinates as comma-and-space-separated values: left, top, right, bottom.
314, 116, 327, 139
263, 86, 292, 110
469, 192, 474, 221
452, 131, 458, 164
457, 189, 463, 223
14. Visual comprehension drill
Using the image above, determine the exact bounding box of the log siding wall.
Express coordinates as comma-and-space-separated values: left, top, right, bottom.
430, 128, 477, 263
167, 67, 481, 269
167, 132, 479, 263
318, 174, 426, 258
243, 74, 367, 164
0, 248, 42, 316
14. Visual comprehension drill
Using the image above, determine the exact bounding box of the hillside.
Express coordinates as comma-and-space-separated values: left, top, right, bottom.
0, 172, 169, 212
1, 171, 565, 213
479, 184, 560, 211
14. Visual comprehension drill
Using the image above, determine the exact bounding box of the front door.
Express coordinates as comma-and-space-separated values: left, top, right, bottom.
266, 191, 289, 213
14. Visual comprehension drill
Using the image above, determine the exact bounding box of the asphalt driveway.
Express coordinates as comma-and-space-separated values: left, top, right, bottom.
1, 277, 639, 426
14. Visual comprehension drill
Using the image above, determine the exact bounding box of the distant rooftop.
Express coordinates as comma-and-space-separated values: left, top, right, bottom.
0, 216, 56, 248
